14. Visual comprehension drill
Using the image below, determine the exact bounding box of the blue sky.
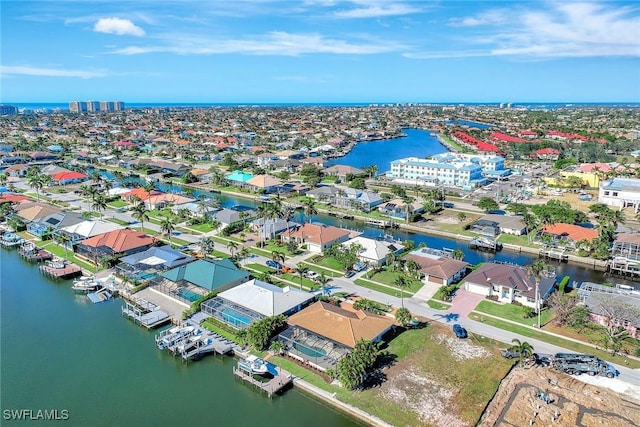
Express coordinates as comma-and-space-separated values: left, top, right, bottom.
1, 1, 639, 103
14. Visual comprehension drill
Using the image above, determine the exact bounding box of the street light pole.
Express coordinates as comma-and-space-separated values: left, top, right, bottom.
536, 281, 541, 328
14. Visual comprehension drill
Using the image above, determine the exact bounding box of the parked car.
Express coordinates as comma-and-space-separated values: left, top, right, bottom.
500, 349, 520, 359
306, 271, 319, 280
353, 262, 366, 272
281, 265, 294, 274
452, 324, 467, 339
265, 260, 282, 270
344, 270, 356, 278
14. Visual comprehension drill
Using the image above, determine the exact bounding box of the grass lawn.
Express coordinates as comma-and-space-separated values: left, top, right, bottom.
270, 356, 337, 393
107, 200, 128, 208
40, 243, 97, 272
354, 278, 412, 298
177, 226, 201, 235
427, 300, 451, 310
366, 270, 422, 293
245, 263, 274, 273
436, 224, 477, 236
475, 300, 554, 327
200, 319, 240, 343
280, 273, 316, 289
189, 223, 216, 233
260, 241, 298, 256
468, 312, 640, 369
106, 218, 130, 226
497, 234, 538, 248
300, 262, 342, 278
309, 255, 345, 272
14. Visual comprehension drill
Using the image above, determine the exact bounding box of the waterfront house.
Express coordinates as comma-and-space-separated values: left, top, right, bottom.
577, 282, 639, 339
540, 223, 598, 246
51, 171, 88, 185
250, 217, 299, 240
13, 202, 62, 223
282, 223, 353, 253
75, 229, 156, 264
201, 279, 315, 329
341, 236, 403, 267
335, 188, 383, 212
155, 258, 250, 303
599, 177, 640, 214
226, 170, 253, 187
404, 249, 469, 286
116, 245, 193, 283
246, 174, 283, 193
26, 211, 84, 240
324, 165, 365, 178
57, 220, 123, 246
378, 198, 424, 220
306, 186, 339, 202
611, 233, 640, 262
213, 208, 255, 228
463, 262, 556, 309
3, 164, 29, 178
143, 193, 194, 210
471, 214, 527, 236
277, 301, 395, 371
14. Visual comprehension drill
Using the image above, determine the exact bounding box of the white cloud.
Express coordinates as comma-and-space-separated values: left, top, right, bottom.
413, 2, 640, 60
111, 31, 406, 56
94, 17, 145, 36
334, 2, 421, 18
0, 65, 106, 79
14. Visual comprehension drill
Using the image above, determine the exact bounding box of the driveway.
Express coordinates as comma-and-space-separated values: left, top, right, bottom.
449, 287, 485, 317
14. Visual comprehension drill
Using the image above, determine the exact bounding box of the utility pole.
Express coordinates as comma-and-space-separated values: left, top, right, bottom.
536, 281, 541, 328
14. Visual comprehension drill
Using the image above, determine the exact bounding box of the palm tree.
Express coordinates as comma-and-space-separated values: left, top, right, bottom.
91, 194, 108, 220
295, 266, 309, 290
0, 173, 7, 186
160, 216, 176, 244
394, 275, 410, 308
271, 250, 286, 266
131, 202, 150, 233
451, 249, 465, 261
198, 236, 215, 256
302, 198, 317, 224
239, 247, 250, 266
508, 339, 534, 366
227, 241, 239, 258
315, 272, 331, 295
27, 173, 45, 201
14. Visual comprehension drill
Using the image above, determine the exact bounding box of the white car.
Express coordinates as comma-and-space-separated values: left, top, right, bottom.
306, 271, 320, 280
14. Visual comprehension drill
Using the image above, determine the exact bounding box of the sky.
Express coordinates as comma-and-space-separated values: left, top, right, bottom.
1, 0, 639, 103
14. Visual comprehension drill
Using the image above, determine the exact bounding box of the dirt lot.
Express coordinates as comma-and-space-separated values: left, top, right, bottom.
480, 367, 640, 427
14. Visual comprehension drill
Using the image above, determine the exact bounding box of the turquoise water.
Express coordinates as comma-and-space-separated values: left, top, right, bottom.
176, 287, 202, 302
0, 249, 360, 426
222, 308, 251, 327
294, 343, 327, 358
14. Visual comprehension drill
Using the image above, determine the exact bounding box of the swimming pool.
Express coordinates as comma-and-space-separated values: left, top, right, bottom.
294, 343, 327, 358
222, 309, 251, 327
176, 288, 202, 302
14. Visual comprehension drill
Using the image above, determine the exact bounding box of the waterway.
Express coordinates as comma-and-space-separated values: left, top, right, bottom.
0, 249, 359, 426
328, 128, 448, 174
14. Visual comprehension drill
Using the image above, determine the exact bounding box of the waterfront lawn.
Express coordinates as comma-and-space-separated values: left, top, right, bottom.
354, 278, 408, 297
475, 300, 554, 327
335, 323, 513, 427
201, 318, 240, 343
468, 312, 640, 369
41, 243, 97, 273
497, 233, 538, 248
427, 300, 451, 310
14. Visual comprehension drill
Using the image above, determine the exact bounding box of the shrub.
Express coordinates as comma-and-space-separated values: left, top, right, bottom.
558, 275, 570, 293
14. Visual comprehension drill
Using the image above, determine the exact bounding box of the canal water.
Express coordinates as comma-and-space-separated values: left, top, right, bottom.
328, 128, 448, 174
0, 249, 360, 426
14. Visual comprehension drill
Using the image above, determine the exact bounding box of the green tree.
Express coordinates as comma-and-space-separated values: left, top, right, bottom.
301, 198, 317, 224
315, 272, 331, 295
335, 339, 379, 390
508, 339, 534, 366
131, 202, 150, 232
451, 249, 465, 260
160, 216, 176, 244
27, 173, 46, 201
295, 266, 309, 290
227, 240, 239, 258
394, 275, 410, 308
457, 212, 467, 223
271, 250, 286, 266
395, 307, 412, 327
199, 236, 215, 256
477, 197, 499, 212
91, 193, 108, 220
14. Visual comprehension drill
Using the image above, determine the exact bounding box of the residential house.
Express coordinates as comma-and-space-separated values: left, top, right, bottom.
577, 282, 639, 339
213, 208, 255, 228
540, 223, 598, 246
156, 258, 250, 302
463, 262, 556, 309
116, 245, 194, 281
306, 186, 339, 202
335, 188, 383, 212
378, 198, 424, 220
75, 229, 156, 263
471, 214, 527, 236
57, 220, 123, 246
27, 211, 84, 240
143, 193, 194, 210
324, 165, 365, 178
226, 170, 253, 187
51, 171, 88, 185
611, 233, 640, 261
599, 177, 640, 214
341, 236, 403, 266
13, 202, 62, 224
277, 301, 395, 371
405, 249, 469, 286
250, 217, 299, 240
3, 164, 29, 178
246, 174, 283, 194
201, 279, 315, 329
282, 223, 354, 253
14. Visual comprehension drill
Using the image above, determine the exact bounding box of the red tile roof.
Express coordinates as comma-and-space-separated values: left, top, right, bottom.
542, 223, 598, 242
490, 132, 528, 143
52, 171, 87, 181
80, 229, 155, 253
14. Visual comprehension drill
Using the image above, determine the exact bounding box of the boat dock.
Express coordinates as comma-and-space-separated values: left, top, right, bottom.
468, 237, 502, 253
539, 247, 569, 262
181, 332, 234, 361
154, 322, 234, 360
121, 299, 171, 329
87, 288, 113, 303
365, 218, 393, 228
19, 244, 53, 262
0, 232, 23, 248
233, 359, 292, 398
607, 258, 640, 280
39, 260, 83, 279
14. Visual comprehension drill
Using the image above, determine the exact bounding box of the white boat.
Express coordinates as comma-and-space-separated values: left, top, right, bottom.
244, 355, 269, 374
72, 277, 102, 293
176, 335, 202, 353
157, 326, 195, 350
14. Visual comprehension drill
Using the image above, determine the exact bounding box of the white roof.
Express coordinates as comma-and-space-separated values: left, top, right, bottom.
139, 255, 167, 266
61, 220, 122, 238
342, 236, 396, 262
107, 188, 131, 196
217, 279, 314, 317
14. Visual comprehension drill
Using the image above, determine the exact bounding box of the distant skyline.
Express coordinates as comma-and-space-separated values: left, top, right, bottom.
2, 1, 639, 103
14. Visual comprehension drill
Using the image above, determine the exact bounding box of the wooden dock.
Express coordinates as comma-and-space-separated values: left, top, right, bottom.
121, 300, 171, 329
233, 362, 292, 398
468, 237, 502, 253
607, 258, 640, 280
39, 262, 83, 279
19, 248, 53, 262
539, 248, 569, 262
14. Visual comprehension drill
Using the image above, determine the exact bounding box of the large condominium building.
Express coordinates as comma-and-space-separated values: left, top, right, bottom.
389, 152, 510, 189
69, 101, 125, 113
0, 105, 19, 115
389, 156, 486, 189
599, 177, 640, 213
